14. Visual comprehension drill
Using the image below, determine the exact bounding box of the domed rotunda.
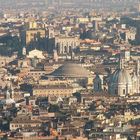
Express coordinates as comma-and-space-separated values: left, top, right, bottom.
49, 62, 93, 87
51, 63, 92, 78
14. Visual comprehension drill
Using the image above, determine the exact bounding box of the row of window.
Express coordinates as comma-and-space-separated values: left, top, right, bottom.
28, 72, 45, 75
11, 124, 40, 128
34, 90, 72, 94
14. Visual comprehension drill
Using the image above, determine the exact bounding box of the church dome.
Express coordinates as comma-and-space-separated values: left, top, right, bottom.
51, 63, 92, 78
111, 68, 132, 85
108, 59, 134, 96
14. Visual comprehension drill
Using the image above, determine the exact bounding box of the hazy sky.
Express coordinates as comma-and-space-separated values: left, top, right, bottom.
0, 0, 139, 9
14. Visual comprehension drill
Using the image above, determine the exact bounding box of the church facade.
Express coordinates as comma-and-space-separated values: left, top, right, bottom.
94, 59, 140, 97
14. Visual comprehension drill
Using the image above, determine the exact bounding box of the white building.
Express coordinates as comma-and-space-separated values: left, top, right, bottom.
125, 28, 136, 43
108, 59, 140, 96
27, 49, 45, 59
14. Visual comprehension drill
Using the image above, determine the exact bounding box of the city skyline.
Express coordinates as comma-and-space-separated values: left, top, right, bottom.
0, 0, 140, 139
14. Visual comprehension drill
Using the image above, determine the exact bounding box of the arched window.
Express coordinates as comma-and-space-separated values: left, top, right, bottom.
64, 46, 67, 53
123, 89, 125, 95
115, 89, 117, 95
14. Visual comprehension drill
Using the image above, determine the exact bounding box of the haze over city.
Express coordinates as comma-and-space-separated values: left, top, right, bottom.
0, 0, 140, 140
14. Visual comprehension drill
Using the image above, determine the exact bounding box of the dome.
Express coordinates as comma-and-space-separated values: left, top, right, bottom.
108, 58, 134, 96
111, 68, 132, 84
51, 63, 92, 78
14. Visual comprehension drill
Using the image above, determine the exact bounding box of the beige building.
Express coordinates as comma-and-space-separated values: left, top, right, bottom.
10, 115, 42, 131
28, 21, 38, 29
39, 78, 73, 86
0, 56, 16, 67
33, 85, 74, 97
27, 70, 46, 81
55, 36, 80, 54
25, 29, 46, 45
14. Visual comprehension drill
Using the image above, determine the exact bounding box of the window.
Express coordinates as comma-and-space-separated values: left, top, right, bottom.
115, 89, 117, 95
123, 89, 125, 95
